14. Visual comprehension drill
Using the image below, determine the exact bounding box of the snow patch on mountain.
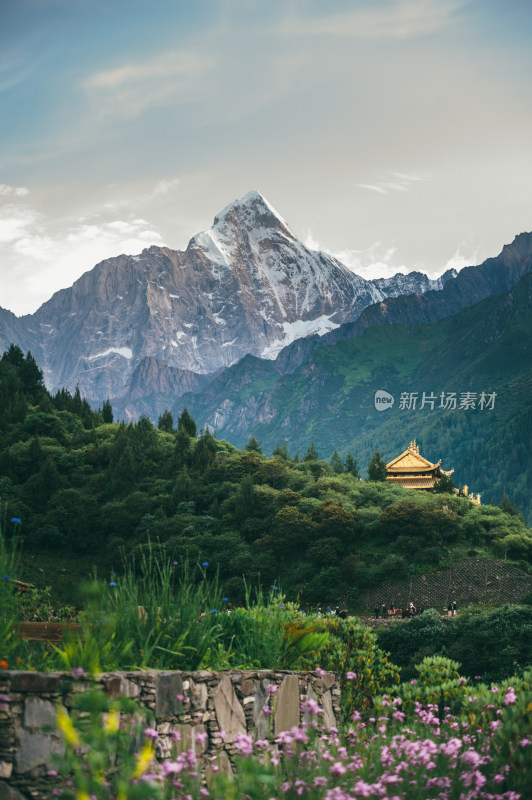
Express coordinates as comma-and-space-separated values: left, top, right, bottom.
190, 230, 232, 270
89, 347, 133, 360
261, 315, 340, 359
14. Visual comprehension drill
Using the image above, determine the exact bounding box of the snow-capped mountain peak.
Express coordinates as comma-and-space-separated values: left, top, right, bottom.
212, 189, 295, 240
0, 190, 483, 410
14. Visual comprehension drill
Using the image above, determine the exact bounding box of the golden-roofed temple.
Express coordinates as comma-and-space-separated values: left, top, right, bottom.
386, 440, 454, 491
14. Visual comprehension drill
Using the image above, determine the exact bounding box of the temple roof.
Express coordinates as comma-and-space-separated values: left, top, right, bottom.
386, 440, 442, 473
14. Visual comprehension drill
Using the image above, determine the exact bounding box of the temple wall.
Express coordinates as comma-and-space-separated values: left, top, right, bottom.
0, 668, 340, 799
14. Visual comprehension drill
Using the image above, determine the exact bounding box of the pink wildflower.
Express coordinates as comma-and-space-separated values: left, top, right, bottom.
346, 671, 356, 680
233, 732, 253, 756
504, 687, 517, 706
301, 698, 323, 715
330, 761, 347, 776
461, 749, 482, 767
163, 760, 184, 775
290, 725, 309, 743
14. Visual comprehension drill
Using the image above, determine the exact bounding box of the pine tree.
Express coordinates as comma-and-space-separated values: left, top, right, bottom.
102, 399, 114, 424
158, 409, 173, 432
367, 449, 387, 481
434, 473, 455, 494
499, 489, 520, 516
330, 449, 344, 474
177, 408, 197, 438
245, 435, 262, 453
19, 351, 44, 398
303, 441, 318, 462
345, 451, 360, 478
273, 442, 289, 461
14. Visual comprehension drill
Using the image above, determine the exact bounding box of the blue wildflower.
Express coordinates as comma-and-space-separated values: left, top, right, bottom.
211, 609, 218, 614
273, 586, 278, 590
223, 597, 228, 602
10, 517, 21, 524
3, 575, 8, 580
202, 562, 209, 566
109, 582, 117, 587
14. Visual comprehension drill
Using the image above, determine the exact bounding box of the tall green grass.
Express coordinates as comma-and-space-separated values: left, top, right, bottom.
0, 509, 22, 666
54, 544, 229, 672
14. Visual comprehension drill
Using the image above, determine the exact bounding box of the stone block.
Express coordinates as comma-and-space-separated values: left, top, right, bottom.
213, 676, 246, 743
24, 698, 56, 731
321, 672, 336, 691
274, 675, 300, 735
0, 782, 29, 800
189, 680, 208, 711
9, 673, 62, 693
104, 675, 140, 699
15, 727, 64, 774
239, 679, 254, 696
155, 673, 184, 717
321, 690, 336, 729
252, 680, 271, 740
0, 760, 13, 778
175, 723, 207, 753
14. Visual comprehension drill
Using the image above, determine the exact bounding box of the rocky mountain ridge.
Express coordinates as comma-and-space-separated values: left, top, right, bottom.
0, 190, 455, 405
171, 272, 532, 522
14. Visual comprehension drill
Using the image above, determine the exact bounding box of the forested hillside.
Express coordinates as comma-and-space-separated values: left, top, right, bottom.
172, 273, 532, 522
1, 344, 531, 607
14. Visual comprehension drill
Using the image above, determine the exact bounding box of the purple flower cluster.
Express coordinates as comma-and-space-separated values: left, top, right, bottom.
124, 689, 527, 800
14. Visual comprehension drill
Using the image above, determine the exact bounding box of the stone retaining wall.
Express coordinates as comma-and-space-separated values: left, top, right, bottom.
0, 668, 340, 799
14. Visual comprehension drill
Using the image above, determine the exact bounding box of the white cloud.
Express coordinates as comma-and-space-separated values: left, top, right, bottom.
0, 195, 165, 314
357, 184, 388, 195
444, 241, 480, 271
304, 230, 413, 280
357, 170, 428, 196
150, 177, 180, 199
0, 184, 29, 198
0, 204, 40, 244
282, 0, 461, 40
85, 50, 216, 119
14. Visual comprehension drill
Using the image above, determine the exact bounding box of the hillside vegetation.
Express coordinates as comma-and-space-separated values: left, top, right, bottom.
1, 345, 531, 609
173, 273, 532, 522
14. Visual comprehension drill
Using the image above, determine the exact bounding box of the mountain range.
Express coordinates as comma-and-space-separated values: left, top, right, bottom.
0, 190, 456, 407
2, 190, 532, 518
171, 271, 532, 521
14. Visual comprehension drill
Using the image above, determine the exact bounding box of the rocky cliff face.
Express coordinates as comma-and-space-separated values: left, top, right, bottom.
172, 272, 532, 466
0, 190, 452, 404
272, 229, 532, 375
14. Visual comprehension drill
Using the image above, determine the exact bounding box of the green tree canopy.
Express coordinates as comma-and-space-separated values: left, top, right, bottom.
368, 449, 388, 481
158, 409, 174, 432
245, 435, 262, 453
102, 399, 114, 424
177, 408, 197, 438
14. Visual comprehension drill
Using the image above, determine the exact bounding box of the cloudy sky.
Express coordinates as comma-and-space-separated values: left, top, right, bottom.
1, 0, 532, 315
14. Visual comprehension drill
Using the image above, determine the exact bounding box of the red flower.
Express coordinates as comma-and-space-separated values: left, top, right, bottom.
0, 661, 8, 670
